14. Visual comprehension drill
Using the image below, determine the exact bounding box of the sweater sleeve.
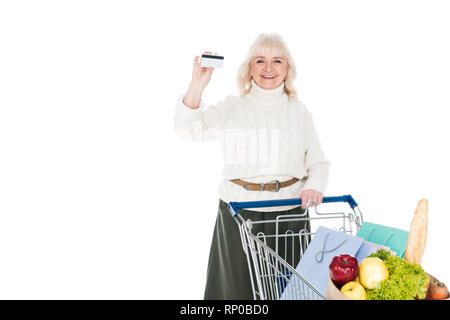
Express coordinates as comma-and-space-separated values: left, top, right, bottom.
301, 108, 330, 193
173, 94, 230, 142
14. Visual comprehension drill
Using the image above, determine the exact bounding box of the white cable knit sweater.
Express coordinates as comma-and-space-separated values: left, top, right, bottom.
174, 80, 330, 212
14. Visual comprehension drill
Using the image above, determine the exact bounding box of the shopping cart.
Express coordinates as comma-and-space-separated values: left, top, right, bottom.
228, 195, 363, 300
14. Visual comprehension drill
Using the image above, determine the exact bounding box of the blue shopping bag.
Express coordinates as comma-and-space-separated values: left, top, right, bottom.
280, 226, 364, 299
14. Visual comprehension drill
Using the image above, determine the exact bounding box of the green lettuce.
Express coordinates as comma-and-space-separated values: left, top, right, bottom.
366, 250, 429, 300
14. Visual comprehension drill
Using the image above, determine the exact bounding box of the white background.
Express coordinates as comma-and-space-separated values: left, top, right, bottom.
1, 0, 449, 299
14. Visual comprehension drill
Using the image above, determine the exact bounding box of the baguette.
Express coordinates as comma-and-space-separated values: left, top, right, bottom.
404, 199, 428, 264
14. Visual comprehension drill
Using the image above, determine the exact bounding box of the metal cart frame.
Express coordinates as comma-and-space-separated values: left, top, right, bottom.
228, 195, 363, 300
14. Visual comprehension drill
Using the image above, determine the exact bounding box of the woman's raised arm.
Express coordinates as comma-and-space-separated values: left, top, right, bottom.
174, 51, 229, 142
183, 51, 216, 109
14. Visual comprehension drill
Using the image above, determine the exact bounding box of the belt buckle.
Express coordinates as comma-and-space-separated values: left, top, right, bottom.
268, 180, 280, 192
243, 180, 280, 192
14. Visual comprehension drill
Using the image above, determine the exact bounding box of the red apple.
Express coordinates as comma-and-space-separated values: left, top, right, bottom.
329, 254, 359, 286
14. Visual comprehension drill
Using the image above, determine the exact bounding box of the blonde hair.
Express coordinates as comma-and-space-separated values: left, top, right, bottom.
237, 33, 298, 101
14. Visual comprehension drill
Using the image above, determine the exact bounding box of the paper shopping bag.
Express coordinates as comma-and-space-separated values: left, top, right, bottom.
356, 222, 408, 258
280, 226, 364, 299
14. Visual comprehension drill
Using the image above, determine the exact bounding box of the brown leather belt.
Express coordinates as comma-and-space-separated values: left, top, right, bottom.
230, 177, 299, 192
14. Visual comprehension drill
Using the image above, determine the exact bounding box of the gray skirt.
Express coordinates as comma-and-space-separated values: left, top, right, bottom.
204, 199, 310, 300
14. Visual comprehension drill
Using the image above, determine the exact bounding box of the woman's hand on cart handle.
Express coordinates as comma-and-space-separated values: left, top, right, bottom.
300, 189, 323, 209
183, 51, 217, 109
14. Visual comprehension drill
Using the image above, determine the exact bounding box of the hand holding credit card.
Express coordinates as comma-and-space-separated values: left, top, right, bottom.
184, 51, 219, 107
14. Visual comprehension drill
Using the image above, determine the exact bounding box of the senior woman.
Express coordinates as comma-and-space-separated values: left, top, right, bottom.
173, 33, 330, 300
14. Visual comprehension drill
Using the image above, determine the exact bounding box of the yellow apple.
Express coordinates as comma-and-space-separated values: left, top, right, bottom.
340, 281, 367, 300
359, 257, 389, 289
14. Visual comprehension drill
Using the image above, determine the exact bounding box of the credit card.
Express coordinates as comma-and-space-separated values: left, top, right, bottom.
200, 54, 224, 68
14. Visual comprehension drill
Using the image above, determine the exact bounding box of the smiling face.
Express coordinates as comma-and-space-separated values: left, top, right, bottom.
249, 54, 289, 90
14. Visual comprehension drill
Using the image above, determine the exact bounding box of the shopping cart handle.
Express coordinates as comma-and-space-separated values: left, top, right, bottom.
228, 195, 358, 217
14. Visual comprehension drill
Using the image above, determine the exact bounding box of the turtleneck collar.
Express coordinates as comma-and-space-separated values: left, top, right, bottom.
246, 79, 287, 105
